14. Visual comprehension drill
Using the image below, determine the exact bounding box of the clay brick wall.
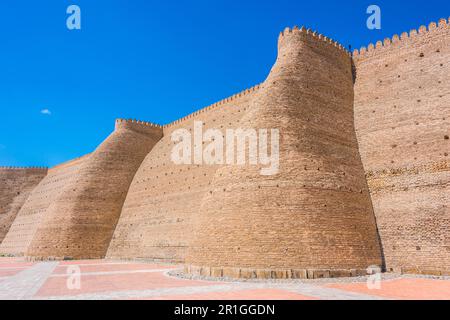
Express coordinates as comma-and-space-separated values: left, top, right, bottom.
26, 120, 163, 260
106, 86, 260, 262
0, 157, 86, 256
353, 18, 450, 274
0, 167, 47, 244
184, 27, 382, 279
2, 19, 448, 277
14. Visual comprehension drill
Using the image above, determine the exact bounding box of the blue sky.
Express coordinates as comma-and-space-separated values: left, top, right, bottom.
0, 0, 449, 167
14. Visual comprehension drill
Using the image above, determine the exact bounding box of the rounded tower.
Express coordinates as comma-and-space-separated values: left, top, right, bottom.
185, 27, 383, 279
26, 120, 163, 260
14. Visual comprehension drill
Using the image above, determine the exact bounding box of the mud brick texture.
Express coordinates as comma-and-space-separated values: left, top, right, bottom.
1, 19, 448, 278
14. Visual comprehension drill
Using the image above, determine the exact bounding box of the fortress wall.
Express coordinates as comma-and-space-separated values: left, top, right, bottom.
185, 27, 383, 279
353, 19, 450, 274
26, 120, 163, 260
0, 167, 47, 244
106, 85, 261, 262
0, 157, 86, 256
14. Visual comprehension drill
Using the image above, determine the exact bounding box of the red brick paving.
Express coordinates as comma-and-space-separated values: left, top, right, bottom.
0, 257, 23, 262
52, 263, 176, 274
1, 258, 450, 300
328, 278, 450, 300
0, 269, 23, 277
58, 260, 115, 265
0, 262, 35, 268
36, 270, 220, 297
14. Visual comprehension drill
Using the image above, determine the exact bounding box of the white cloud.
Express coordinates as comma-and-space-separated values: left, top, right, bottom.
41, 109, 52, 115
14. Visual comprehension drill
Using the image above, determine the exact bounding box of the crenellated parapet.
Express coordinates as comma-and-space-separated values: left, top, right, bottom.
115, 118, 162, 128
0, 167, 48, 171
279, 26, 351, 57
163, 84, 262, 128
353, 18, 449, 58
115, 118, 163, 136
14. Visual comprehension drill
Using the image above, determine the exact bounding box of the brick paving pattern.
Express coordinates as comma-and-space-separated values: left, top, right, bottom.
0, 258, 449, 300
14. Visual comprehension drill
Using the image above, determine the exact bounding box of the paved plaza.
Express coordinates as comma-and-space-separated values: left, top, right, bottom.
0, 257, 449, 300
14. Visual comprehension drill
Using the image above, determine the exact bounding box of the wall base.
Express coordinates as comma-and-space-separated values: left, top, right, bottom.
184, 265, 371, 280
394, 268, 450, 277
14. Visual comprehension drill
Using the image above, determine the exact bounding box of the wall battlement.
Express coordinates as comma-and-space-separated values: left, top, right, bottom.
279, 26, 351, 57
0, 167, 48, 171
163, 84, 262, 129
116, 118, 163, 129
353, 18, 449, 58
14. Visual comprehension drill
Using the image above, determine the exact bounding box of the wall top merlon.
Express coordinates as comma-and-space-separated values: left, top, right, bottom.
115, 118, 163, 129
352, 17, 449, 58
163, 83, 262, 128
279, 25, 351, 57
0, 166, 48, 171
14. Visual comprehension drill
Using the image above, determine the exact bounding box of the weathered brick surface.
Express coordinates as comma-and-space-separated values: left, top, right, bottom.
106, 87, 260, 261
0, 168, 47, 243
353, 19, 450, 274
1, 19, 448, 278
26, 120, 163, 260
185, 27, 383, 278
0, 157, 86, 255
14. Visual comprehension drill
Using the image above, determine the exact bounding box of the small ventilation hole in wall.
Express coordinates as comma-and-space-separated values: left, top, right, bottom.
419, 53, 424, 57
445, 135, 449, 140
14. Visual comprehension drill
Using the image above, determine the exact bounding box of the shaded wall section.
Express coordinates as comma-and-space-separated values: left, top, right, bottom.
0, 157, 86, 256
26, 120, 163, 260
185, 27, 382, 279
353, 19, 450, 274
0, 167, 47, 244
106, 87, 260, 262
